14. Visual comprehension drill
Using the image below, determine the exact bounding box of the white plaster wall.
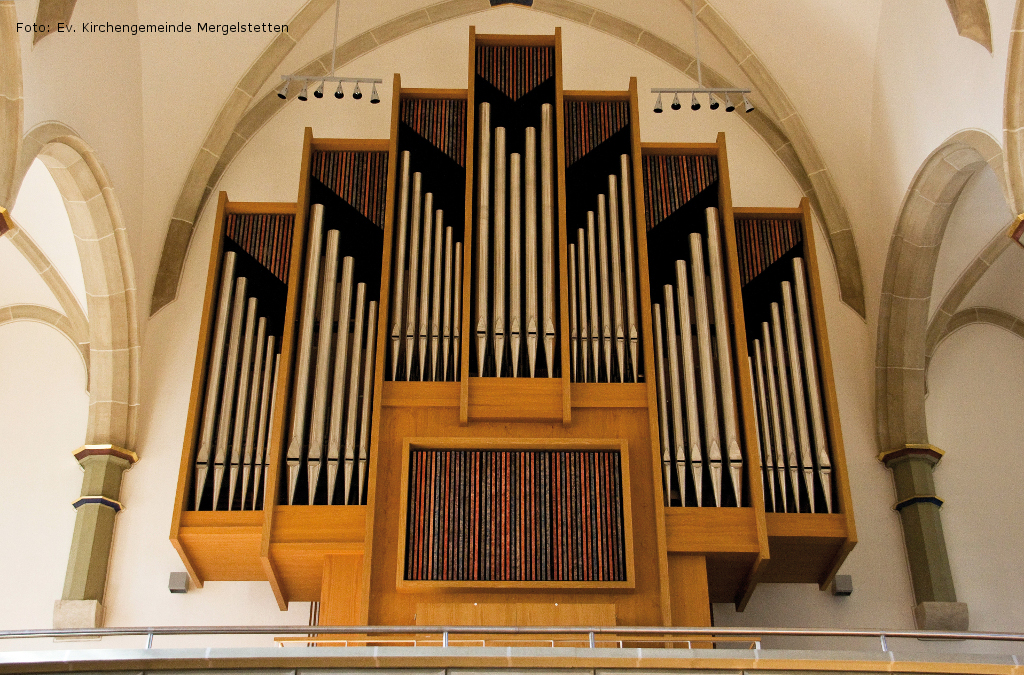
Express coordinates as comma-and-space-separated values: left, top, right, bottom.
0, 237, 62, 312
926, 325, 1024, 634
0, 323, 87, 629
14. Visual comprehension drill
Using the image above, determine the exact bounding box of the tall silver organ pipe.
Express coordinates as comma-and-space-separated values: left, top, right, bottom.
540, 104, 556, 378
524, 126, 539, 377
493, 127, 507, 377
793, 258, 832, 512
428, 212, 444, 381
326, 257, 355, 501
662, 284, 688, 505
417, 197, 434, 381
619, 155, 640, 380
195, 251, 238, 509
576, 228, 591, 382
228, 297, 259, 509
287, 204, 323, 504
652, 303, 672, 505
749, 354, 774, 510
608, 176, 626, 381
343, 283, 368, 504
689, 233, 723, 506
214, 275, 249, 509
674, 260, 703, 503
753, 339, 781, 511
761, 320, 791, 512
475, 102, 491, 377
568, 243, 579, 381
251, 333, 276, 510
586, 214, 600, 379
241, 317, 267, 510
441, 227, 454, 380
452, 242, 463, 377
405, 176, 424, 379
357, 301, 378, 503
390, 152, 412, 380
597, 196, 613, 381
509, 153, 522, 377
770, 304, 802, 509
782, 281, 815, 510
705, 208, 743, 504
308, 232, 342, 500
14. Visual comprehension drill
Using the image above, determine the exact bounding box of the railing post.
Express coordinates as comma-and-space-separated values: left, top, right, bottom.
880, 633, 888, 652
146, 631, 153, 649
589, 631, 595, 648
443, 630, 448, 647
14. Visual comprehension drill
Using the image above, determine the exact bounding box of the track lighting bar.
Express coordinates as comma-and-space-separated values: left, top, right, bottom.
278, 76, 383, 103
650, 87, 754, 113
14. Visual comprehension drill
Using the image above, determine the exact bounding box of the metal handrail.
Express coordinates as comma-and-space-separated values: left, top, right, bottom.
2, 625, 1024, 653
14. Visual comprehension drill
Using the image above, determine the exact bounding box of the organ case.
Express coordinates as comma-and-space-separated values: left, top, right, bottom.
170, 27, 855, 630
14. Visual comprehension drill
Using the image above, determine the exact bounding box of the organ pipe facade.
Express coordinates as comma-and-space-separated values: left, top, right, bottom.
171, 29, 854, 630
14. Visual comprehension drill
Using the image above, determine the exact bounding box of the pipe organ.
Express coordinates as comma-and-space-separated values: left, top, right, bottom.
171, 29, 855, 630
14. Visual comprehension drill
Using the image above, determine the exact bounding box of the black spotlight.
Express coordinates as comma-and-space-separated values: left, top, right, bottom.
671, 93, 681, 110
370, 83, 380, 104
724, 94, 735, 112
654, 93, 663, 113
297, 82, 309, 101
352, 82, 362, 100
743, 94, 754, 113
334, 81, 345, 99
314, 80, 325, 99
276, 81, 289, 99
690, 93, 700, 111
709, 93, 719, 110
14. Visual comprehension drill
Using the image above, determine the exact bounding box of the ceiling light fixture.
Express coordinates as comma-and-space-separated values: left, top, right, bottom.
276, 1, 382, 105
651, 0, 753, 113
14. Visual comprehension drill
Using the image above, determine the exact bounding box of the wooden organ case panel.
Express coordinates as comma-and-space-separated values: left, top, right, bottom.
170, 27, 855, 629
733, 200, 856, 588
171, 196, 296, 584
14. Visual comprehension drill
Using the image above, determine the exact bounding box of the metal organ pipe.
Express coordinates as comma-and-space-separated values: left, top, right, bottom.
608, 175, 625, 381
195, 251, 238, 509
343, 283, 368, 504
770, 305, 802, 510
417, 195, 434, 381
475, 102, 491, 377
586, 214, 600, 380
782, 281, 815, 511
652, 303, 672, 504
597, 196, 613, 381
453, 242, 463, 377
252, 333, 276, 510
568, 243, 579, 382
241, 317, 267, 510
214, 275, 249, 509
705, 208, 743, 505
493, 127, 507, 377
619, 155, 640, 380
428, 211, 444, 381
689, 233, 723, 506
308, 231, 341, 500
406, 176, 424, 379
793, 257, 832, 512
509, 153, 522, 377
390, 152, 411, 380
524, 126, 539, 377
326, 257, 355, 501
441, 227, 454, 381
540, 104, 556, 378
576, 228, 591, 383
228, 297, 259, 509
357, 300, 378, 502
674, 260, 703, 503
761, 321, 791, 513
662, 284, 688, 505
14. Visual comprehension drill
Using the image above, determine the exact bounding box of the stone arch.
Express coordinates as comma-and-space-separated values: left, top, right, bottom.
1005, 0, 1024, 213
942, 0, 993, 52
0, 1, 23, 208
149, 0, 866, 319
0, 304, 87, 370
926, 306, 1024, 370
19, 123, 140, 451
873, 132, 1002, 630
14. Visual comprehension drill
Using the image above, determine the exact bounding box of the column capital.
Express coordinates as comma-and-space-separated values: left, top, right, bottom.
73, 444, 138, 466
878, 443, 943, 467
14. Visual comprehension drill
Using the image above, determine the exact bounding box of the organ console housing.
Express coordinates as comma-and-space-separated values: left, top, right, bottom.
170, 28, 855, 630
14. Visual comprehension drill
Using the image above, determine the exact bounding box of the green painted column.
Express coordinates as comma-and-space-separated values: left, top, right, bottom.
880, 444, 968, 631
53, 445, 137, 629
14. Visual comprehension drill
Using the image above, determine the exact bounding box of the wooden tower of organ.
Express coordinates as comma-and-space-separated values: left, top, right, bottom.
170, 29, 856, 630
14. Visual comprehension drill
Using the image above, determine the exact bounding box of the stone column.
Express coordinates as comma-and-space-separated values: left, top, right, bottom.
53, 444, 137, 629
880, 444, 968, 631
